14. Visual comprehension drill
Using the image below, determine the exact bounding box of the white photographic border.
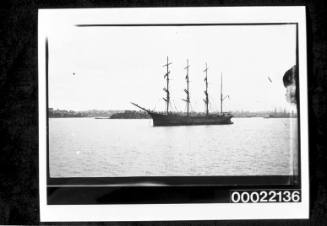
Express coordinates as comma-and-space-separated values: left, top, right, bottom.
38, 6, 309, 221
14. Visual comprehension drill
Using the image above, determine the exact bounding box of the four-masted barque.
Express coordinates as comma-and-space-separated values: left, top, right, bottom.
132, 57, 233, 126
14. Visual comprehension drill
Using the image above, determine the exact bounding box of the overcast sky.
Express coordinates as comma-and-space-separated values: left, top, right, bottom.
47, 23, 297, 112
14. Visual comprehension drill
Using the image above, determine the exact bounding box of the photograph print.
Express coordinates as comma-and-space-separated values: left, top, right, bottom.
47, 15, 298, 178
39, 7, 309, 221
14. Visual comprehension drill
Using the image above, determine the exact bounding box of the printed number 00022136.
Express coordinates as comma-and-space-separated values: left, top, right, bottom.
230, 190, 301, 203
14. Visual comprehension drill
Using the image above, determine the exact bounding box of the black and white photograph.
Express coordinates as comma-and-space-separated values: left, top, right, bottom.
38, 7, 309, 221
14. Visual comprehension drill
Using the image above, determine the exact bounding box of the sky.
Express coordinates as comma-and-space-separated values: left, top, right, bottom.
47, 22, 297, 112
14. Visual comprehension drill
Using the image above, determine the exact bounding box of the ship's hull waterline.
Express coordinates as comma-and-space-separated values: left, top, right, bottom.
148, 112, 233, 126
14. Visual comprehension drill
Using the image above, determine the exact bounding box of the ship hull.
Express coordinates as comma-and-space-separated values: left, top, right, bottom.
148, 112, 233, 126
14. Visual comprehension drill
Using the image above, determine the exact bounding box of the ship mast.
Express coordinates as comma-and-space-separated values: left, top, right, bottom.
183, 59, 190, 116
220, 73, 223, 114
203, 63, 209, 116
163, 56, 172, 115
220, 73, 230, 114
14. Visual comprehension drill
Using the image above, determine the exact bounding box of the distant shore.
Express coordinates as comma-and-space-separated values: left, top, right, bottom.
49, 108, 297, 119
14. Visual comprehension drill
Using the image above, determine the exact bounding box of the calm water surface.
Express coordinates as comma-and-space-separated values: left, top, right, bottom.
49, 118, 298, 177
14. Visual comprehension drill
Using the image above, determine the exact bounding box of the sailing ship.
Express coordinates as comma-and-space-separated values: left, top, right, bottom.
132, 57, 233, 126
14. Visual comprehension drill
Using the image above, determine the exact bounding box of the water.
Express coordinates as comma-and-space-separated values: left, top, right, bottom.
49, 118, 298, 177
